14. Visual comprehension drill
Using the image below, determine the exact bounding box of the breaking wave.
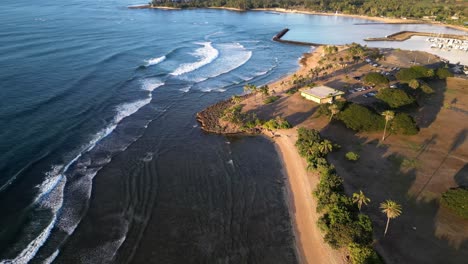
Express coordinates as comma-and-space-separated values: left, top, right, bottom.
170, 42, 219, 76
0, 78, 165, 264
144, 55, 166, 67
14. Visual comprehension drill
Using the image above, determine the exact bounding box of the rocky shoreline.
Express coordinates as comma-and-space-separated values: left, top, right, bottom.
196, 94, 258, 135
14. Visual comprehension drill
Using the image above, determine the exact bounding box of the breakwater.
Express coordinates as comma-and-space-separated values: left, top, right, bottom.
364, 30, 468, 42
273, 28, 323, 46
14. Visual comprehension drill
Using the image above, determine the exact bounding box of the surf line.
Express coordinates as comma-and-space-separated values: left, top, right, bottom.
272, 28, 324, 46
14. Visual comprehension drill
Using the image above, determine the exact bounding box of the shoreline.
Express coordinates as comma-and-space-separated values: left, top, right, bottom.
266, 131, 344, 264
197, 46, 346, 263
131, 5, 467, 32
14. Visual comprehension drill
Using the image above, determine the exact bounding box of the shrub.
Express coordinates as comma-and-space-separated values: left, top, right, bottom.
345, 152, 360, 161
441, 188, 468, 219
286, 87, 299, 95
376, 88, 415, 108
363, 72, 388, 86
263, 95, 280, 104
436, 68, 454, 79
339, 104, 385, 132
348, 243, 382, 264
263, 116, 291, 130
391, 113, 418, 135
222, 105, 244, 124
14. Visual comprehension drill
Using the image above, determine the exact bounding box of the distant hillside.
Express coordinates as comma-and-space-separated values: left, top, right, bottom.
151, 0, 467, 26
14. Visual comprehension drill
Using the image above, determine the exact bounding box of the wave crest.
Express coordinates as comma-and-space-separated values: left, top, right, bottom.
145, 55, 166, 67
170, 42, 219, 76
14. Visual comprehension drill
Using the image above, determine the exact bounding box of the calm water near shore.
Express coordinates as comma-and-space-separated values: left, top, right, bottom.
0, 0, 464, 263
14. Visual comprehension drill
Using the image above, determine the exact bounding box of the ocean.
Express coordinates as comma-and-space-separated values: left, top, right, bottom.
0, 0, 464, 263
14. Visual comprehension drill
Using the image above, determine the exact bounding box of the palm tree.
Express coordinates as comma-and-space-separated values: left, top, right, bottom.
231, 95, 242, 105
244, 84, 258, 102
381, 110, 395, 141
328, 103, 340, 121
380, 200, 402, 236
352, 190, 370, 211
318, 140, 333, 154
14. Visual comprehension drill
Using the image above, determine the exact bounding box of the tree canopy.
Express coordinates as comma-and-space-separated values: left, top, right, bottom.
376, 88, 415, 108
338, 104, 385, 132
151, 0, 467, 25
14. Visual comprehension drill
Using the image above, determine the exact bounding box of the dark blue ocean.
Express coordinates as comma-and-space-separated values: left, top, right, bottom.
0, 0, 464, 263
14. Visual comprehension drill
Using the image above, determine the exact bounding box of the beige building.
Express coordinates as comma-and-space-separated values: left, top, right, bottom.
300, 86, 344, 104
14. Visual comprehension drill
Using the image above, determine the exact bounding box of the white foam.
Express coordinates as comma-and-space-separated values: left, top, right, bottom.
200, 87, 226, 93
144, 55, 166, 67
141, 78, 164, 92
0, 174, 66, 264
170, 42, 219, 76
1, 78, 165, 263
33, 165, 64, 205
180, 42, 252, 83
179, 86, 191, 93
42, 250, 59, 264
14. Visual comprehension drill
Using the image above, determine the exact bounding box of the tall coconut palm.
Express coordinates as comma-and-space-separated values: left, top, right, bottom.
231, 95, 242, 105
318, 140, 333, 154
328, 103, 340, 121
244, 84, 258, 102
352, 190, 370, 211
380, 200, 402, 236
381, 110, 395, 141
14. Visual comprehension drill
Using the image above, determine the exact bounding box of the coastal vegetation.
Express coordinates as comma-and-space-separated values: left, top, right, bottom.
376, 88, 415, 108
363, 72, 388, 87
390, 113, 418, 135
345, 151, 360, 161
151, 0, 467, 26
339, 104, 385, 132
295, 128, 382, 263
440, 188, 468, 219
262, 116, 291, 129
263, 95, 280, 104
396, 65, 435, 81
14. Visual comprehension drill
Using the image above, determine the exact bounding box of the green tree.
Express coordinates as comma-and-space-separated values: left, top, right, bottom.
231, 95, 242, 105
363, 72, 389, 87
436, 68, 454, 79
391, 113, 418, 135
408, 79, 420, 89
376, 88, 415, 108
339, 104, 385, 132
380, 200, 402, 236
381, 110, 395, 141
353, 190, 371, 211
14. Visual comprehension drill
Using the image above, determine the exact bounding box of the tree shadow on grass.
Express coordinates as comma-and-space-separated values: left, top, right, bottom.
415, 79, 447, 129
454, 164, 468, 187
320, 121, 468, 263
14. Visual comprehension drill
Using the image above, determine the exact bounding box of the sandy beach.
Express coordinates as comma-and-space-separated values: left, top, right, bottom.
251, 8, 468, 32
131, 5, 467, 32
269, 130, 344, 264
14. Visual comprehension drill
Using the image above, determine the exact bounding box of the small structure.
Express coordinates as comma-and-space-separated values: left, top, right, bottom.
300, 86, 344, 104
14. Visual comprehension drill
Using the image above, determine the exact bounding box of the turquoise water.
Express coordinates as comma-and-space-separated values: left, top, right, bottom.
0, 1, 463, 263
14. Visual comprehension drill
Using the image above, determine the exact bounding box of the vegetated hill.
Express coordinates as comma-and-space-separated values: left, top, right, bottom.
152, 0, 467, 26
